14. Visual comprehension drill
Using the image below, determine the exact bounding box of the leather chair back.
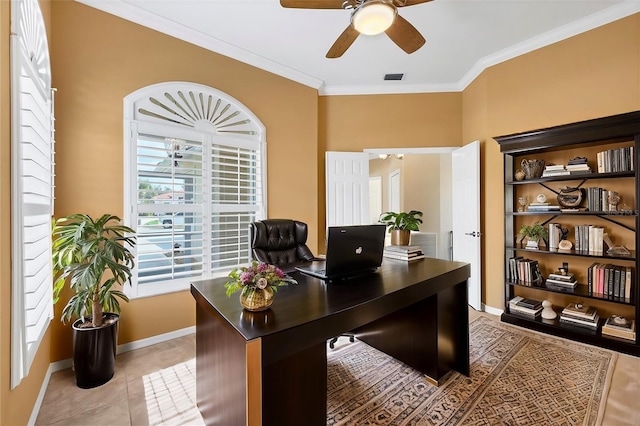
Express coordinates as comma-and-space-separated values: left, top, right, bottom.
250, 219, 315, 265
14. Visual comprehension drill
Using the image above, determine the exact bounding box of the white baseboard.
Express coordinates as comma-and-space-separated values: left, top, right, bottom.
29, 326, 196, 425
482, 303, 504, 317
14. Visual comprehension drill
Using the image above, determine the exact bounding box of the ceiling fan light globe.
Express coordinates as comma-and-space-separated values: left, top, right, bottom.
352, 2, 396, 35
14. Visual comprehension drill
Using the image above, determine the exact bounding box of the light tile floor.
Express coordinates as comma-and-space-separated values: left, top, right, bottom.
35, 309, 640, 425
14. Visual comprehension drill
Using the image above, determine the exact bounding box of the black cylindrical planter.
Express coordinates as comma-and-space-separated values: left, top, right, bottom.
72, 313, 119, 389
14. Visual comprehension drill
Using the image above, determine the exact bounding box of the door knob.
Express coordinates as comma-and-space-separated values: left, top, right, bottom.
464, 231, 482, 237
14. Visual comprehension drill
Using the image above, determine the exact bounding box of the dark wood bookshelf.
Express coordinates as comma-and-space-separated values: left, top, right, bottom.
496, 110, 640, 356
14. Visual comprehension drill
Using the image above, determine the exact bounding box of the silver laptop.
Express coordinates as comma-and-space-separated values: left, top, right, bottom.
295, 224, 386, 281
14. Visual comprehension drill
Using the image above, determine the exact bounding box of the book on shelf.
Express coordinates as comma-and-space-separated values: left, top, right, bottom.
596, 146, 634, 173
566, 164, 591, 171
587, 264, 632, 300
542, 164, 568, 177
602, 327, 636, 341
508, 257, 543, 284
513, 297, 542, 309
562, 302, 597, 320
544, 164, 566, 170
559, 314, 600, 330
542, 171, 570, 177
574, 224, 604, 254
548, 272, 575, 281
527, 204, 560, 211
545, 278, 577, 289
603, 315, 635, 332
602, 315, 636, 341
508, 296, 543, 317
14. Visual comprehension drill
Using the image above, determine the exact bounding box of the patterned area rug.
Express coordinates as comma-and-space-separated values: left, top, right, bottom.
327, 316, 617, 425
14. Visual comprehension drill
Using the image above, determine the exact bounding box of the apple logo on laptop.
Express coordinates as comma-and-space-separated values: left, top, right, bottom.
355, 246, 363, 255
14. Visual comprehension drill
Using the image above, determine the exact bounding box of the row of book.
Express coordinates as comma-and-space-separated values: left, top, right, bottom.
508, 256, 634, 300
574, 224, 605, 254
596, 146, 634, 173
382, 245, 425, 262
508, 297, 637, 341
585, 187, 620, 212
507, 257, 543, 284
587, 263, 633, 300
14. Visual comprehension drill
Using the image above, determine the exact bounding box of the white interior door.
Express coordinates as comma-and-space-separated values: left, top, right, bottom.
452, 141, 482, 311
326, 152, 370, 226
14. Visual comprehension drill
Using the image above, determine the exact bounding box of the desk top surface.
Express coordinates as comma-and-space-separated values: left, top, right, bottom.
191, 257, 470, 342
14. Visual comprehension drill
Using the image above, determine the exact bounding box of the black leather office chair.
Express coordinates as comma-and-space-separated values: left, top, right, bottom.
249, 219, 354, 349
249, 219, 316, 267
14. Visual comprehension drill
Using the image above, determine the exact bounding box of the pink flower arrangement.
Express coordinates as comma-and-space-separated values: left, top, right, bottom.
225, 260, 297, 296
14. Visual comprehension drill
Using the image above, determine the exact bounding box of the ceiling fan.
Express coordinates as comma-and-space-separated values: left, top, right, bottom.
280, 0, 432, 58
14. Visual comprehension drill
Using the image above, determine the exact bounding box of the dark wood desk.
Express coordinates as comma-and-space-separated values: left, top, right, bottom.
191, 258, 470, 426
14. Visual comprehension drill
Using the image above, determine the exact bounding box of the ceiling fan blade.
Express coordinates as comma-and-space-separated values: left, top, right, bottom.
385, 15, 425, 54
395, 0, 433, 7
326, 25, 360, 58
280, 0, 345, 9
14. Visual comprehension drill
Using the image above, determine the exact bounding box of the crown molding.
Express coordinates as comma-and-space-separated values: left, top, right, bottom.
76, 0, 324, 90
319, 82, 463, 96
457, 1, 640, 91
77, 0, 640, 96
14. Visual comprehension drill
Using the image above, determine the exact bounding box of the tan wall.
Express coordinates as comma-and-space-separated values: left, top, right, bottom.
48, 1, 319, 362
462, 13, 640, 310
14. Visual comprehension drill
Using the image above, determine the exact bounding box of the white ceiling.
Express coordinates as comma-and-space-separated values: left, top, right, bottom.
78, 0, 640, 95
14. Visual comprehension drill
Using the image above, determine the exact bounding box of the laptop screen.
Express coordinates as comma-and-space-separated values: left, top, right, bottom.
324, 224, 386, 277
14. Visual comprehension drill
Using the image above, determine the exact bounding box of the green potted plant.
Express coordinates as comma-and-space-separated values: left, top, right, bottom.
517, 221, 548, 250
52, 213, 136, 388
378, 210, 423, 245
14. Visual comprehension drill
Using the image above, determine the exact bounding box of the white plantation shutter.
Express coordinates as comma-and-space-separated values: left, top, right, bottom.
10, 0, 54, 388
124, 83, 266, 297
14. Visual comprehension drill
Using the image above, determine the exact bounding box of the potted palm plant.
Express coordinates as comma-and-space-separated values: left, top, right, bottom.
52, 213, 136, 388
379, 210, 424, 245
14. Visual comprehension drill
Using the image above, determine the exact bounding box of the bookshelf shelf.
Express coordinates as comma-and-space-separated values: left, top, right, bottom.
496, 110, 640, 357
506, 171, 635, 185
511, 247, 636, 261
506, 281, 634, 306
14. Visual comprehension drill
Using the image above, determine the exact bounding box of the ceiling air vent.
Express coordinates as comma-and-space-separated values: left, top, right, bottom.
384, 73, 404, 81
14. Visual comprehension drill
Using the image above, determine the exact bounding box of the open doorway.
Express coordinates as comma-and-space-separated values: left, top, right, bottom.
367, 151, 453, 261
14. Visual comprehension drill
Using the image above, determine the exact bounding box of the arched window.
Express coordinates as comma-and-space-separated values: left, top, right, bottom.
10, 0, 54, 388
124, 82, 266, 298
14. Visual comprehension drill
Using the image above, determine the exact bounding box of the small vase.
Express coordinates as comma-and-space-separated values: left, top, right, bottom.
239, 286, 275, 312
